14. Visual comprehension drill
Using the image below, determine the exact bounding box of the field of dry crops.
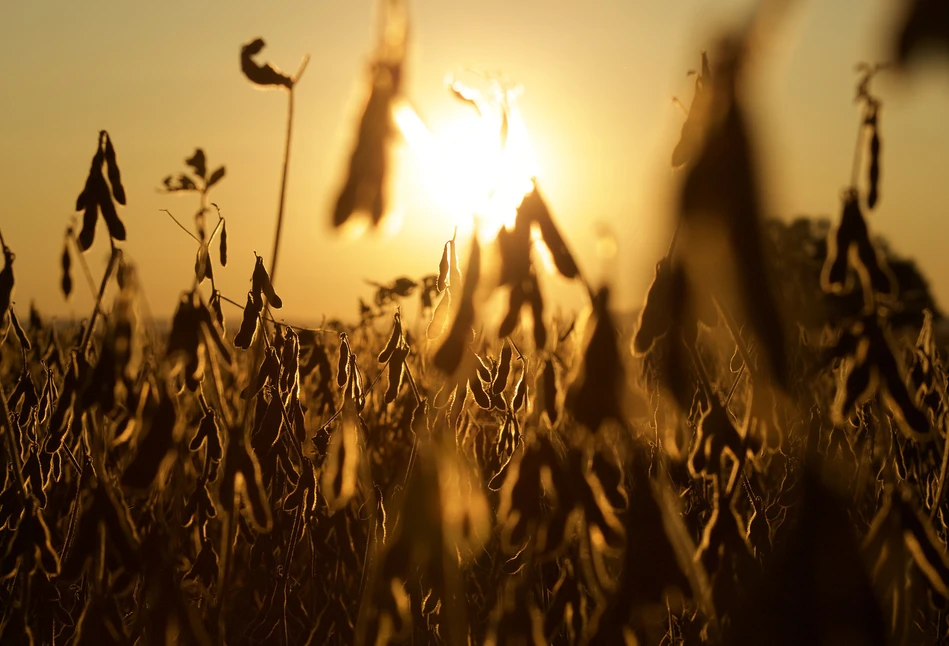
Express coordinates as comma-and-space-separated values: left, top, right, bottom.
3, 2, 949, 645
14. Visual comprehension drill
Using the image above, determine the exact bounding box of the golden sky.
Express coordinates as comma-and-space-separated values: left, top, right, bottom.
1, 0, 948, 326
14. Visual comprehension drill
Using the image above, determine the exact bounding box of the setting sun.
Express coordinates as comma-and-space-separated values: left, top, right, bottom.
392, 74, 537, 241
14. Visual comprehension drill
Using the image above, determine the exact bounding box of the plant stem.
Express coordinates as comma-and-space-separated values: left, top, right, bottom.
269, 87, 296, 289
80, 247, 121, 356
161, 209, 200, 243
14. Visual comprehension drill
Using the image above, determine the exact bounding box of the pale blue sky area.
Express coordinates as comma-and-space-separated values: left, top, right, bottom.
0, 1, 947, 327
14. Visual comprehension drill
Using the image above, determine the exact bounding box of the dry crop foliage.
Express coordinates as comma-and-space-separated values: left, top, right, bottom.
3, 3, 949, 646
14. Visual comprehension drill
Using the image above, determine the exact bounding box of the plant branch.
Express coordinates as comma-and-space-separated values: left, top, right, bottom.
161, 210, 200, 243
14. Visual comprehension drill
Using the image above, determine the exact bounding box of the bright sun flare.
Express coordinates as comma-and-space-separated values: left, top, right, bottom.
392, 76, 537, 240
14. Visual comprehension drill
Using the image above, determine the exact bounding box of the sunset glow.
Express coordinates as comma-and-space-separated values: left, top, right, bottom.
393, 76, 537, 241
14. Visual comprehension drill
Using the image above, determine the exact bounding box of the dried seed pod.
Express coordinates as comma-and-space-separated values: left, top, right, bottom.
337, 333, 351, 389
94, 165, 125, 241
867, 109, 881, 210
23, 447, 47, 508
378, 312, 402, 363
633, 257, 674, 355
122, 390, 178, 490
871, 327, 929, 438
280, 329, 300, 394
0, 246, 14, 315
434, 235, 480, 375
190, 410, 224, 463
195, 244, 212, 284
195, 296, 230, 364
322, 405, 360, 513
469, 372, 491, 409
61, 242, 72, 298
839, 353, 875, 419
103, 132, 126, 205
449, 380, 468, 432
284, 458, 317, 513
437, 242, 450, 292
333, 56, 402, 228
251, 391, 284, 459
384, 346, 408, 404
76, 148, 103, 252
219, 219, 228, 266
497, 204, 533, 287
822, 191, 895, 296
209, 290, 225, 330
449, 234, 462, 290
527, 275, 547, 350
522, 182, 580, 280
540, 359, 559, 424
241, 346, 280, 399
347, 353, 364, 410
491, 391, 506, 411
512, 369, 528, 412
428, 290, 451, 340
234, 292, 260, 350
252, 255, 282, 309
475, 353, 492, 383
37, 365, 54, 425
493, 342, 513, 395
9, 307, 30, 352
499, 284, 526, 339
855, 230, 895, 297
566, 287, 624, 431
219, 423, 272, 532
672, 53, 711, 168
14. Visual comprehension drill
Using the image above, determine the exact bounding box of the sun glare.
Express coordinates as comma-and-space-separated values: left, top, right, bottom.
392, 75, 537, 241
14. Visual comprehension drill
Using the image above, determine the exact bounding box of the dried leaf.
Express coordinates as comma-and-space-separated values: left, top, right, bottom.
241, 37, 294, 89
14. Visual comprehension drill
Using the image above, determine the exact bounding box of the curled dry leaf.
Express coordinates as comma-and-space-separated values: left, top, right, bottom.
240, 37, 294, 89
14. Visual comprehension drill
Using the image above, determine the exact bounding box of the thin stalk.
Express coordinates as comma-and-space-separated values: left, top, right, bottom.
268, 56, 309, 289
80, 248, 122, 356
725, 363, 746, 408
161, 209, 200, 243
268, 88, 294, 288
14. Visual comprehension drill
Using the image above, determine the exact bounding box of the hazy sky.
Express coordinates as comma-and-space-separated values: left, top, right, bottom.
1, 1, 948, 328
